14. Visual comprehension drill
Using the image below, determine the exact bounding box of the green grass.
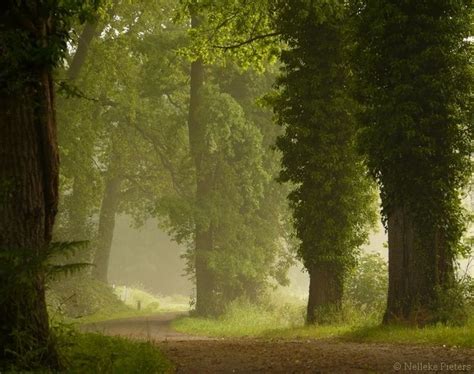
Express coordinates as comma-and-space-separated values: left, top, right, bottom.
44, 278, 180, 372
68, 285, 164, 324
345, 321, 474, 348
71, 308, 162, 325
61, 333, 173, 373
75, 288, 189, 324
48, 275, 189, 325
173, 300, 306, 338
173, 301, 474, 348
2, 323, 173, 373
47, 276, 132, 320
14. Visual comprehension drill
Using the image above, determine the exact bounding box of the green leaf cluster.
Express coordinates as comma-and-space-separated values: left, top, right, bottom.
353, 0, 473, 258
272, 0, 377, 280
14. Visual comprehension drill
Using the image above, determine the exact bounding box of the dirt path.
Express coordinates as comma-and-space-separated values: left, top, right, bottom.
82, 314, 474, 373
80, 312, 203, 341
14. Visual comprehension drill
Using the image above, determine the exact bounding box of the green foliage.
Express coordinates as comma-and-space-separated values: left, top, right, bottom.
175, 296, 474, 348
193, 82, 289, 304
353, 0, 473, 252
0, 0, 101, 93
1, 241, 91, 288
432, 284, 468, 326
0, 241, 93, 370
62, 333, 172, 373
459, 268, 474, 306
153, 63, 294, 313
2, 317, 172, 373
345, 252, 388, 313
176, 0, 279, 69
175, 297, 305, 337
55, 0, 190, 252
47, 275, 130, 319
173, 294, 374, 338
51, 322, 172, 374
53, 0, 292, 315
271, 1, 376, 294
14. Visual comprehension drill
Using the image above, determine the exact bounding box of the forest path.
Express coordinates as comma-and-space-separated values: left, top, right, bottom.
81, 314, 474, 373
80, 311, 202, 341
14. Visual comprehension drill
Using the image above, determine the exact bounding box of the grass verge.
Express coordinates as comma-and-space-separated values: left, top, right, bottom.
61, 332, 173, 373
71, 309, 163, 325
345, 322, 474, 348
48, 275, 189, 324
173, 302, 474, 348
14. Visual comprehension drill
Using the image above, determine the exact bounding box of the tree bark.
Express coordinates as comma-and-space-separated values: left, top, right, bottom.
306, 264, 343, 324
92, 175, 122, 283
0, 52, 60, 369
187, 11, 216, 315
384, 205, 455, 325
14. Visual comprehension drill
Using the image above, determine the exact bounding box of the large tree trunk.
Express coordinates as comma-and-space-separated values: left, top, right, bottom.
187, 12, 216, 315
189, 57, 215, 315
92, 175, 122, 283
307, 264, 343, 324
0, 70, 60, 367
384, 205, 455, 325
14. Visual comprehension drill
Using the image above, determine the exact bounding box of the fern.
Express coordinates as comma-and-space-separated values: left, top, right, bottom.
47, 263, 93, 281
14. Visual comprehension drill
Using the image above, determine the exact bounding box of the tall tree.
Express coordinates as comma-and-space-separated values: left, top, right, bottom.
186, 8, 218, 315
91, 155, 123, 282
272, 1, 376, 324
60, 9, 106, 244
354, 0, 473, 324
56, 0, 188, 281
0, 0, 98, 369
177, 0, 286, 315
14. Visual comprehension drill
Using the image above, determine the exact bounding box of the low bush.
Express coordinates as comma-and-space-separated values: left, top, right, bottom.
344, 252, 388, 315
47, 275, 131, 320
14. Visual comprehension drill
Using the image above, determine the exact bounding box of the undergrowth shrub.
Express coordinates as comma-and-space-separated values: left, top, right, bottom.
47, 275, 130, 319
345, 252, 388, 317
0, 242, 91, 370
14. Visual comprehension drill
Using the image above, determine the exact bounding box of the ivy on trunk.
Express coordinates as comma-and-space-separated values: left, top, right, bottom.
354, 0, 472, 324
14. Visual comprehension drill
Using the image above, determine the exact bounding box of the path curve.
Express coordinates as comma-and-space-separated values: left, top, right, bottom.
80, 311, 208, 341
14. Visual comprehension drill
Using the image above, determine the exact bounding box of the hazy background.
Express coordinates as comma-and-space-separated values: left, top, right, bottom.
107, 215, 390, 299
108, 201, 472, 300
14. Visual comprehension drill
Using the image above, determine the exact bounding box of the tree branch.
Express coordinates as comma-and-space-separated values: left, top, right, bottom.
212, 31, 281, 50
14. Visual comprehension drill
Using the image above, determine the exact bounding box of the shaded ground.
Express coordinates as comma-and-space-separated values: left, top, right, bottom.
82, 314, 474, 373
